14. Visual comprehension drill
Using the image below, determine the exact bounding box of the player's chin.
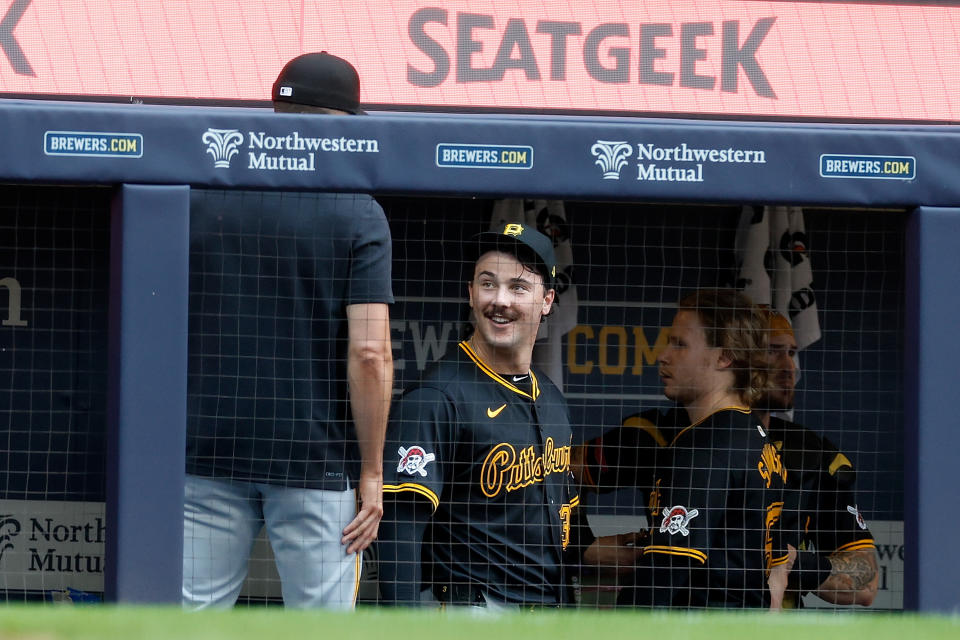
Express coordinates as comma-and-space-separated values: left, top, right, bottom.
770, 391, 795, 411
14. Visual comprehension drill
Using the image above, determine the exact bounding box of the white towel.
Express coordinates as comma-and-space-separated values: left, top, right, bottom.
736, 205, 821, 350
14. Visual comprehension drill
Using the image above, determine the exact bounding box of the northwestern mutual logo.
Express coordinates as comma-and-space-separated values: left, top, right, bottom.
0, 515, 21, 566
203, 128, 379, 171
592, 140, 767, 183
591, 140, 633, 179
203, 128, 244, 168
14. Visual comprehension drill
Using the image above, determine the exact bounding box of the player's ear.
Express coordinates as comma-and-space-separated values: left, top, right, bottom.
716, 349, 734, 369
541, 287, 556, 316
467, 280, 475, 309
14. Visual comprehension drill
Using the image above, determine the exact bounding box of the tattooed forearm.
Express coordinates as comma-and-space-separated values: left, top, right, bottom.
815, 548, 879, 606
827, 550, 876, 590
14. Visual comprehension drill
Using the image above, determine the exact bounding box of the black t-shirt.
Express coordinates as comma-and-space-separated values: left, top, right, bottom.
186, 189, 393, 490
383, 341, 578, 605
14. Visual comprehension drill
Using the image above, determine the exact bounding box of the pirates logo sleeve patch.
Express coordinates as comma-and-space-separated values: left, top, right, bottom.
660, 505, 700, 537
847, 504, 868, 530
397, 445, 436, 477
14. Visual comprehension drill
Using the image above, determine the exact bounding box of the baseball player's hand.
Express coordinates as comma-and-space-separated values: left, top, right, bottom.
341, 472, 383, 555
768, 543, 797, 611
583, 531, 647, 573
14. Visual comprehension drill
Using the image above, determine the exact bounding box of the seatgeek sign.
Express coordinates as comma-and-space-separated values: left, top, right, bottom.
0, 1, 958, 121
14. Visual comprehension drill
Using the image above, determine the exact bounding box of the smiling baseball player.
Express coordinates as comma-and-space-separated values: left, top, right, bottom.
378, 223, 580, 609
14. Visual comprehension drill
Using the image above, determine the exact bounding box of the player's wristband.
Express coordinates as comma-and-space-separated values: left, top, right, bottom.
792, 550, 834, 593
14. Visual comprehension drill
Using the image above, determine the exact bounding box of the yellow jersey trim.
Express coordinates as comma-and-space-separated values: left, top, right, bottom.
828, 453, 854, 476
643, 545, 707, 564
671, 406, 751, 446
769, 554, 791, 568
835, 539, 876, 553
351, 490, 362, 605
459, 341, 539, 400
383, 483, 440, 511
622, 415, 669, 447
351, 551, 362, 604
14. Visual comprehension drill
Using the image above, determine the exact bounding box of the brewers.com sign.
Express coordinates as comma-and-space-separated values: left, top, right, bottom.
0, 1, 956, 121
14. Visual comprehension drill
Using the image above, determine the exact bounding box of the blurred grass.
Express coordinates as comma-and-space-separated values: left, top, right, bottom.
0, 605, 957, 640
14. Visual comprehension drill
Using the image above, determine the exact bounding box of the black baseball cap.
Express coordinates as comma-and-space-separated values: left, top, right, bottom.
475, 223, 558, 290
272, 52, 363, 114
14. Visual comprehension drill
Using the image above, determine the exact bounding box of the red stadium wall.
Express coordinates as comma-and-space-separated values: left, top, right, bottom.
1, 0, 958, 121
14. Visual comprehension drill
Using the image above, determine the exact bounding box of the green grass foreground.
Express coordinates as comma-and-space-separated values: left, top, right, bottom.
0, 605, 957, 640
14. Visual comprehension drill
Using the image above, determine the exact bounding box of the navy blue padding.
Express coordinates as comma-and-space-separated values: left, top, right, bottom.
105, 185, 189, 604
904, 207, 960, 613
0, 99, 953, 206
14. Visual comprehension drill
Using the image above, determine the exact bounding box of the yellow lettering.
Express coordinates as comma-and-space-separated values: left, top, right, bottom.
568, 324, 671, 376
480, 438, 571, 498
631, 326, 669, 374
884, 160, 911, 175
111, 138, 137, 153
481, 443, 516, 498
649, 478, 662, 517
598, 326, 628, 375
500, 150, 527, 164
502, 223, 524, 237
567, 325, 594, 374
757, 442, 787, 488
764, 501, 783, 570
559, 504, 573, 549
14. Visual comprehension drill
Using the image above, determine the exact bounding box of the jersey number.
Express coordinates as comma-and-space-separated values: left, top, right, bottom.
559, 504, 573, 549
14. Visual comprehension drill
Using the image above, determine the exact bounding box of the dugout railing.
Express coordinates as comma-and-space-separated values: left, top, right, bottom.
0, 99, 956, 612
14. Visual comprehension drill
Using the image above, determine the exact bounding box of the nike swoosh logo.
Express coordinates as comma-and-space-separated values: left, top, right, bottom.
487, 404, 507, 418
511, 375, 527, 382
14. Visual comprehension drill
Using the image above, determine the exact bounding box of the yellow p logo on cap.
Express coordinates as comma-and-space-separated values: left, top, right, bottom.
503, 223, 524, 237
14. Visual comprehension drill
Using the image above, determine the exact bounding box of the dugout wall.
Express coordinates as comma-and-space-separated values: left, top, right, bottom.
0, 99, 956, 611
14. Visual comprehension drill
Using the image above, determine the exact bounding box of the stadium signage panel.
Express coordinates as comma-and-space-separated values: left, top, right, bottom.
202, 126, 380, 171
591, 139, 766, 182
1, 101, 958, 206
0, 501, 105, 594
43, 131, 142, 158
1, 2, 958, 121
435, 143, 533, 169
819, 154, 916, 180
408, 10, 775, 97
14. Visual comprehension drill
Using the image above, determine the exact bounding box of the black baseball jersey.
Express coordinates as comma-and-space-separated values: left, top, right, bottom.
578, 407, 682, 495
768, 417, 875, 574
186, 189, 394, 490
383, 341, 578, 605
620, 407, 791, 609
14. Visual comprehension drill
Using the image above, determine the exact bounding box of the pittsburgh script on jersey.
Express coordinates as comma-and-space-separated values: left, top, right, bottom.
481, 437, 572, 498
758, 442, 787, 488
